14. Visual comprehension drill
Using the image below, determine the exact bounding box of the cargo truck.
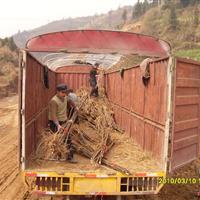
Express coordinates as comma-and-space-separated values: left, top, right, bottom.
19, 30, 200, 199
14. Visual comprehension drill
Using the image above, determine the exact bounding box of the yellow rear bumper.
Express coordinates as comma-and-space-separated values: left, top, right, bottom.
24, 171, 165, 196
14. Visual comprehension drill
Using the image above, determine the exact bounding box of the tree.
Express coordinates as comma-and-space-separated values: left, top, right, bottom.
132, 0, 142, 19
152, 0, 159, 6
122, 9, 127, 23
193, 7, 199, 27
169, 6, 178, 30
180, 0, 190, 7
161, 0, 173, 9
2, 37, 17, 51
142, 0, 150, 13
108, 10, 113, 27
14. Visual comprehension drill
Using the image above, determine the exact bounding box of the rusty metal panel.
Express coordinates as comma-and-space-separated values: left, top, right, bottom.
56, 65, 92, 73
105, 58, 169, 166
25, 109, 48, 160
144, 60, 168, 125
114, 73, 122, 106
130, 67, 145, 115
130, 116, 145, 149
25, 123, 35, 159
121, 110, 131, 136
170, 57, 200, 171
121, 69, 131, 110
25, 53, 56, 159
144, 123, 164, 162
56, 71, 90, 91
24, 52, 170, 168
34, 110, 48, 146
111, 105, 121, 128
107, 73, 115, 102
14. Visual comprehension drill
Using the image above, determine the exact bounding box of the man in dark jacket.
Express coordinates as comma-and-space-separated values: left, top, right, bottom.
89, 63, 99, 97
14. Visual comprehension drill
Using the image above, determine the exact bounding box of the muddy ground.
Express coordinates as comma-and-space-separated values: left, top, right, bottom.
0, 95, 200, 200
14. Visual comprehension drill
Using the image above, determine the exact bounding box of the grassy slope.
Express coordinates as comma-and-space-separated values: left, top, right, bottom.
175, 49, 200, 61
122, 4, 200, 61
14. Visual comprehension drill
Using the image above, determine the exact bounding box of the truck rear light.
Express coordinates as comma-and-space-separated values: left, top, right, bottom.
25, 172, 37, 177
33, 191, 46, 195
135, 172, 147, 177
84, 174, 97, 178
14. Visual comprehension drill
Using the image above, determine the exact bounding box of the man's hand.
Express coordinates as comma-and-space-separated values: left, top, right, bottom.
74, 106, 79, 112
64, 127, 69, 135
57, 124, 63, 131
68, 119, 73, 123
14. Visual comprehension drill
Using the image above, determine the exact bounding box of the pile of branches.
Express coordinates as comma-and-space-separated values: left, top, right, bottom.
70, 88, 130, 174
74, 88, 116, 164
35, 129, 68, 160
35, 88, 130, 174
77, 88, 119, 131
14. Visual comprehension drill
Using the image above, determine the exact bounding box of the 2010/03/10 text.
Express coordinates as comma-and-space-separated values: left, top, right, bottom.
158, 177, 200, 184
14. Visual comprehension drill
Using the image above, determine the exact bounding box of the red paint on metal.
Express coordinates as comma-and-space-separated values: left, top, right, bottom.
56, 65, 93, 73
135, 172, 147, 176
130, 115, 145, 149
33, 191, 46, 195
85, 174, 97, 178
24, 48, 200, 173
56, 71, 90, 91
25, 53, 56, 160
121, 111, 131, 136
144, 60, 168, 125
26, 30, 170, 57
25, 172, 37, 177
105, 58, 169, 164
121, 68, 131, 110
170, 58, 200, 171
144, 123, 164, 162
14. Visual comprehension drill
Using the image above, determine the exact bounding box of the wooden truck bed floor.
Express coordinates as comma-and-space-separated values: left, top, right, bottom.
28, 133, 162, 173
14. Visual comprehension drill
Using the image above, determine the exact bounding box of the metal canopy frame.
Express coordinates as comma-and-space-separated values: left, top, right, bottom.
26, 30, 171, 57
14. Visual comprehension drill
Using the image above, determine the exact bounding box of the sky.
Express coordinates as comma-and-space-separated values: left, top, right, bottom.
0, 0, 137, 38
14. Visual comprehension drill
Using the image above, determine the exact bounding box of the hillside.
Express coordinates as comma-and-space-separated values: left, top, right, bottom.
13, 2, 200, 63
121, 3, 200, 61
13, 6, 133, 48
0, 38, 18, 97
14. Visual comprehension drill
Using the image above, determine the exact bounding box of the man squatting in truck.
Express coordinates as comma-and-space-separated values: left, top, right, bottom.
89, 63, 99, 97
48, 83, 78, 163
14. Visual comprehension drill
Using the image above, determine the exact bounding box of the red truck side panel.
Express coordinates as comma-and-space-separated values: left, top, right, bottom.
105, 58, 169, 164
25, 53, 56, 161
170, 58, 200, 171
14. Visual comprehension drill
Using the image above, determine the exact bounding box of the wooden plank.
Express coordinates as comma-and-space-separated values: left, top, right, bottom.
176, 96, 199, 105
173, 135, 198, 151
174, 118, 199, 132
176, 78, 200, 88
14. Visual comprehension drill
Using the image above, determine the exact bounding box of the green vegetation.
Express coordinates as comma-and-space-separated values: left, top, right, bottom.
132, 0, 154, 19
122, 9, 127, 23
169, 6, 178, 30
0, 37, 17, 52
175, 49, 200, 61
0, 37, 18, 96
131, 3, 200, 51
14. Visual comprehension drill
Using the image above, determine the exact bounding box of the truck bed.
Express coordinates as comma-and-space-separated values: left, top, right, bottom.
27, 133, 162, 173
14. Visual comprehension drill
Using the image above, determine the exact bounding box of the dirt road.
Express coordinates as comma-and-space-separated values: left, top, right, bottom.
0, 95, 199, 200
0, 96, 31, 200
